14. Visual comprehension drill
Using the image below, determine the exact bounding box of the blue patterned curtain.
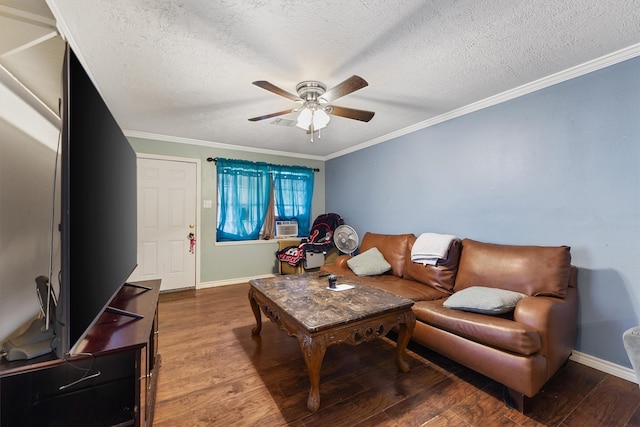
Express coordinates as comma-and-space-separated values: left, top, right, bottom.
272, 164, 315, 235
216, 158, 271, 241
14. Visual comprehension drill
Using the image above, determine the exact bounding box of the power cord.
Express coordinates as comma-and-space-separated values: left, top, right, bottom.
58, 352, 101, 391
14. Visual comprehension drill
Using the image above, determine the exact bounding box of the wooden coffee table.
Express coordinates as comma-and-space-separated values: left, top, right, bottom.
248, 272, 416, 412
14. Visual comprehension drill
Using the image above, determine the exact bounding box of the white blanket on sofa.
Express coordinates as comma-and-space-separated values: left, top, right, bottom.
411, 232, 457, 266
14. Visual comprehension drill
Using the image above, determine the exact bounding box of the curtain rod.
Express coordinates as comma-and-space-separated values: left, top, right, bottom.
206, 157, 320, 172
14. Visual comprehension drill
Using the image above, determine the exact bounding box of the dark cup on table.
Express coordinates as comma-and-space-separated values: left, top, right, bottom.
328, 274, 337, 289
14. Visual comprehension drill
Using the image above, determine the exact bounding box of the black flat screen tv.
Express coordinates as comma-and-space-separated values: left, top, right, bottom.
57, 44, 137, 358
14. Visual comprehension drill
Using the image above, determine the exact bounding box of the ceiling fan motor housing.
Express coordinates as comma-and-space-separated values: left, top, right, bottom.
296, 81, 327, 103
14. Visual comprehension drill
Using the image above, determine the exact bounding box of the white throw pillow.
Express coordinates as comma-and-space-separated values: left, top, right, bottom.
443, 286, 527, 314
347, 247, 392, 276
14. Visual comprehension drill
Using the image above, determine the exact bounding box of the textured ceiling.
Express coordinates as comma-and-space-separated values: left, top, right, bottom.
11, 1, 640, 158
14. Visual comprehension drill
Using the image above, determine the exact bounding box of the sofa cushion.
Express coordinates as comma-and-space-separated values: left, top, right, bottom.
357, 275, 449, 302
443, 286, 526, 314
413, 299, 542, 356
454, 239, 572, 297
403, 236, 461, 294
359, 232, 414, 278
347, 247, 391, 276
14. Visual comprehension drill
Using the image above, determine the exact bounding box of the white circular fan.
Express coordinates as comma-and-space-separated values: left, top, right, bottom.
333, 225, 359, 255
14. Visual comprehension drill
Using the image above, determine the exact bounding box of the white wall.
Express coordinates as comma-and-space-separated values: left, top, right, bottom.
0, 79, 60, 343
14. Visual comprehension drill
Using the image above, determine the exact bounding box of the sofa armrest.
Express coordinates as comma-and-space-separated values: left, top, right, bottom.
514, 285, 578, 379
332, 255, 353, 269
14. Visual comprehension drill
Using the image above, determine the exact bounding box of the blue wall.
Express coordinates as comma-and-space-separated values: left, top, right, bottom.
326, 57, 640, 368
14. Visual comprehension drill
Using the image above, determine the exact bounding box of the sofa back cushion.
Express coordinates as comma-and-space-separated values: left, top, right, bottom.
359, 232, 414, 277
403, 236, 461, 294
454, 239, 572, 298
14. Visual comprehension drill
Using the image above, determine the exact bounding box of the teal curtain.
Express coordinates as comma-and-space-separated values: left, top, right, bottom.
272, 164, 315, 235
216, 158, 271, 241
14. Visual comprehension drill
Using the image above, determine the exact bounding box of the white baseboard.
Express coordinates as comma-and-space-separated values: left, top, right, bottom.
570, 350, 638, 385
198, 274, 276, 289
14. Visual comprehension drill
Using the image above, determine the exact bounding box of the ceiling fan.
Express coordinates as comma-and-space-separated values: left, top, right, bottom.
248, 75, 375, 141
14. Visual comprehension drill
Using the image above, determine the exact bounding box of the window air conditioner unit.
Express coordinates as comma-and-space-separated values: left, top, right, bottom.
275, 220, 298, 238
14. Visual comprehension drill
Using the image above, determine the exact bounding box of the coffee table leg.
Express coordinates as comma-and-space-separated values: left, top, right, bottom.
396, 311, 416, 373
299, 335, 327, 412
248, 289, 262, 335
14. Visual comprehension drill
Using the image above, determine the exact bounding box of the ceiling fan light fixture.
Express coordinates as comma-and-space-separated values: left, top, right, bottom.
295, 105, 330, 131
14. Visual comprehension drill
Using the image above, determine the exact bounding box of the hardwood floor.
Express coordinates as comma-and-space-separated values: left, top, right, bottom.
153, 283, 640, 427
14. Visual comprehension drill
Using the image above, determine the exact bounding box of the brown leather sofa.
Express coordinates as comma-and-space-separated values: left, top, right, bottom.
320, 232, 578, 410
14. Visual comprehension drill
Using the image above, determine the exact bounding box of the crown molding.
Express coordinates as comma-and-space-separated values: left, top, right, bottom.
326, 42, 640, 160
123, 130, 326, 161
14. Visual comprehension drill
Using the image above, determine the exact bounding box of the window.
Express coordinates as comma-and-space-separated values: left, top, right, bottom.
216, 158, 314, 242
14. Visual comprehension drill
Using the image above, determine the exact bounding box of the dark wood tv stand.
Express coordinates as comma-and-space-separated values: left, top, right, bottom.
0, 279, 161, 427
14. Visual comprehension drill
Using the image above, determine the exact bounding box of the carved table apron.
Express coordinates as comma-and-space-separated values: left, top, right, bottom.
248, 272, 416, 412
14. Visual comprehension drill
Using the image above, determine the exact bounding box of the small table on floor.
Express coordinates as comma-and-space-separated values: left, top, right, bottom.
248, 272, 416, 412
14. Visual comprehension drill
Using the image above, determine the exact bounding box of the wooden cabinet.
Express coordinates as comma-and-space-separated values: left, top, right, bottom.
0, 280, 161, 427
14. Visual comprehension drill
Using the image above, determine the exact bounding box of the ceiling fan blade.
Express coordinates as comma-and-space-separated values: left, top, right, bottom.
248, 109, 296, 122
329, 105, 375, 122
252, 81, 301, 102
321, 75, 369, 103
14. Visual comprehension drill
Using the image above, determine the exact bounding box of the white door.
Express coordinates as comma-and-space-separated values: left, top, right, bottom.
128, 157, 197, 291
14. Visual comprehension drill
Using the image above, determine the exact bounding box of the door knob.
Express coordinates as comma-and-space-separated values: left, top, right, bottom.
189, 224, 194, 229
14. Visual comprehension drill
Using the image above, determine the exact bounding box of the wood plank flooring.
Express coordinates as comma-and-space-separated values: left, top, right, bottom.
153, 283, 640, 427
